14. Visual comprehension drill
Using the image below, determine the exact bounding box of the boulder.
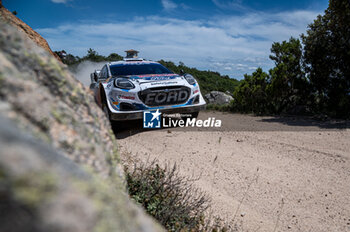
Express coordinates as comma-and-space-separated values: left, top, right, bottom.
205, 91, 233, 105
0, 21, 163, 232
0, 116, 163, 232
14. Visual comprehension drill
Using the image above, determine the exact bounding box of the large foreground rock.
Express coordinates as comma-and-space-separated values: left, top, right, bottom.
0, 21, 163, 232
205, 91, 233, 105
0, 116, 162, 232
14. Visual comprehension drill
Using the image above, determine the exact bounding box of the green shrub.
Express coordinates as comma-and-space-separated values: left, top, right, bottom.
125, 160, 228, 232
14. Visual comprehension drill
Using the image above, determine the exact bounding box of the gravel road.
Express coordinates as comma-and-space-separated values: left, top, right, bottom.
117, 111, 350, 232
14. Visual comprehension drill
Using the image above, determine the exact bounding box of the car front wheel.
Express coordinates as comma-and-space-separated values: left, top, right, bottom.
102, 102, 111, 121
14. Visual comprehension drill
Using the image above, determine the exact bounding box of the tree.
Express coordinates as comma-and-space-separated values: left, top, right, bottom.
81, 48, 106, 62
54, 50, 81, 65
107, 53, 123, 61
301, 0, 350, 117
232, 68, 269, 114
267, 37, 309, 113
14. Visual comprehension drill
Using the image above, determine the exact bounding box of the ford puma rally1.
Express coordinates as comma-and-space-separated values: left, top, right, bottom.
90, 59, 206, 121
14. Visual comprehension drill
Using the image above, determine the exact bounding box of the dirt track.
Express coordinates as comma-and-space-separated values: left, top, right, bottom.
117, 111, 350, 232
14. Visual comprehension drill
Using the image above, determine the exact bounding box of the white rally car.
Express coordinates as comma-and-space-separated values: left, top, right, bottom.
90, 58, 206, 121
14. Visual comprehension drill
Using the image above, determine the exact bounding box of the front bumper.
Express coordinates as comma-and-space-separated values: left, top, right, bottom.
110, 103, 206, 121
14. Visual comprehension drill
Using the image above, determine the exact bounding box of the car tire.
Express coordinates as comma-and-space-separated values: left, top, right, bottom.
102, 102, 111, 120
102, 102, 119, 128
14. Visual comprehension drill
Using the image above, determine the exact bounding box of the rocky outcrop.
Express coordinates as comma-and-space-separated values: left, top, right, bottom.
0, 116, 162, 232
0, 21, 163, 232
205, 91, 233, 105
0, 2, 61, 61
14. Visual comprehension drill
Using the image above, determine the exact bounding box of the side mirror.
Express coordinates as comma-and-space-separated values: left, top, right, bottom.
180, 69, 185, 75
92, 69, 101, 82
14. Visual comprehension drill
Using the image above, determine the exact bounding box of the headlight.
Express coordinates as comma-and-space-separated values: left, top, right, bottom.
114, 78, 135, 89
184, 74, 196, 85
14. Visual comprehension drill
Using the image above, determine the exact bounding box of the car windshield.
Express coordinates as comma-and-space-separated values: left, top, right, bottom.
110, 63, 173, 76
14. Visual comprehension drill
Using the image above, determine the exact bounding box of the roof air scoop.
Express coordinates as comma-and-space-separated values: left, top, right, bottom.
124, 49, 144, 61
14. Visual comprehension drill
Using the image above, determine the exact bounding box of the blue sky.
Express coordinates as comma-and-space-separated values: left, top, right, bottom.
4, 0, 329, 79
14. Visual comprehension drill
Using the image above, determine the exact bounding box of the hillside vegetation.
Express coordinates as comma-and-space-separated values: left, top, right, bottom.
158, 60, 240, 95
231, 0, 350, 118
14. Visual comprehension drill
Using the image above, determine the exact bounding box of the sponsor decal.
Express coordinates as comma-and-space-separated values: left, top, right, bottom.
145, 90, 189, 105
131, 74, 179, 81
150, 81, 178, 86
143, 111, 221, 129
111, 61, 154, 66
115, 92, 136, 100
133, 74, 176, 78
143, 109, 161, 129
118, 95, 135, 100
144, 76, 177, 81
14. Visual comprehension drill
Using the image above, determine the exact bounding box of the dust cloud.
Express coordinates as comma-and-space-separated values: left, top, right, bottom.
70, 61, 105, 86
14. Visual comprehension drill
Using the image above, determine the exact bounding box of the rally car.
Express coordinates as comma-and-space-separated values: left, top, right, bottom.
90, 58, 206, 121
